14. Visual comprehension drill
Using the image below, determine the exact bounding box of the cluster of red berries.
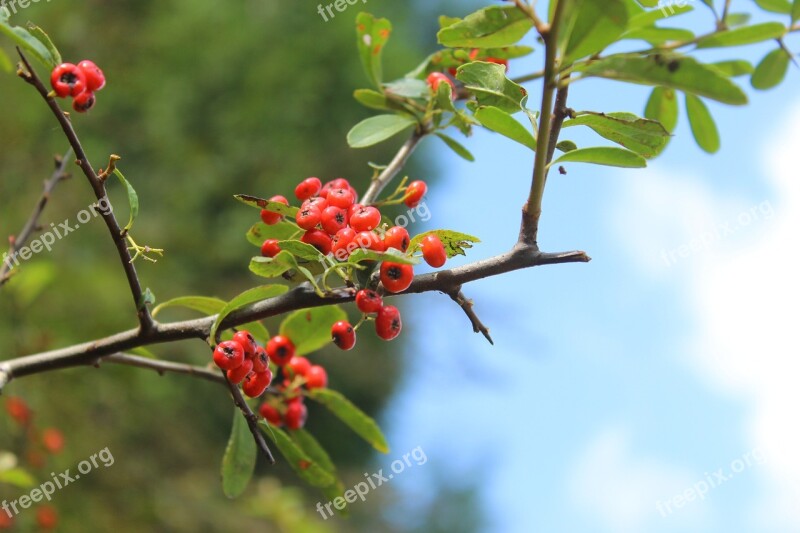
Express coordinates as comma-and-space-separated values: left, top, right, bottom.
212, 330, 274, 397
328, 289, 403, 350
258, 356, 328, 430
49, 60, 106, 113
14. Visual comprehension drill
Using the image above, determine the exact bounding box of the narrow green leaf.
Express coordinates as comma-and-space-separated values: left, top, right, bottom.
249, 250, 299, 278
627, 3, 693, 29
129, 347, 158, 359
434, 133, 475, 161
347, 114, 417, 148
0, 16, 55, 69
696, 22, 786, 48
347, 247, 420, 265
25, 23, 61, 66
474, 106, 536, 151
354, 89, 393, 111
725, 13, 753, 27
234, 195, 299, 218
279, 305, 347, 355
221, 411, 257, 499
563, 112, 669, 158
645, 87, 679, 133
112, 168, 139, 233
384, 78, 429, 99
564, 0, 629, 63
751, 48, 791, 90
556, 140, 578, 153
685, 94, 720, 153
0, 48, 11, 72
623, 26, 695, 44
276, 239, 326, 262
356, 13, 392, 89
260, 424, 336, 488
551, 147, 647, 168
793, 0, 800, 22
246, 221, 300, 248
152, 296, 226, 317
456, 62, 528, 114
290, 429, 337, 476
0, 467, 36, 488
308, 388, 390, 454
407, 229, 481, 258
753, 0, 792, 14
210, 285, 289, 343
437, 5, 534, 48
710, 60, 754, 77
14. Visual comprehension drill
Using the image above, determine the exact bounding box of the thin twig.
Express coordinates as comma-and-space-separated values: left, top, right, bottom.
16, 49, 155, 333
222, 370, 275, 464
102, 352, 225, 384
361, 131, 426, 205
0, 149, 73, 287
512, 0, 548, 34
447, 288, 493, 345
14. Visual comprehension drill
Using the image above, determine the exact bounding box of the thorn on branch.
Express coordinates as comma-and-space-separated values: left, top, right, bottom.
447, 288, 494, 345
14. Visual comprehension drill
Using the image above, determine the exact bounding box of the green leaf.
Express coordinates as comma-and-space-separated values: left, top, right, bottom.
623, 26, 695, 44
563, 0, 629, 64
260, 424, 337, 488
645, 87, 679, 133
279, 305, 348, 355
474, 106, 537, 151
356, 13, 392, 89
556, 140, 578, 152
246, 221, 300, 248
221, 411, 256, 499
384, 78, 429, 99
456, 62, 528, 114
152, 296, 226, 317
725, 13, 753, 27
793, 0, 800, 22
563, 112, 669, 158
0, 467, 36, 488
0, 15, 56, 69
577, 53, 748, 105
354, 88, 394, 111
710, 60, 754, 77
234, 195, 299, 218
751, 48, 791, 90
139, 288, 156, 310
112, 168, 139, 233
685, 94, 720, 154
276, 240, 326, 262
347, 247, 420, 265
129, 347, 158, 359
551, 147, 647, 168
627, 2, 693, 29
249, 250, 299, 278
0, 48, 11, 73
347, 114, 417, 148
753, 0, 792, 14
290, 429, 337, 476
437, 5, 534, 48
696, 22, 786, 48
25, 23, 61, 66
434, 133, 475, 162
308, 388, 390, 454
407, 229, 481, 258
210, 285, 289, 343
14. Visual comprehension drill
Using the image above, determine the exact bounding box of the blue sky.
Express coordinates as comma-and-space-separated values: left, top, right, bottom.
378, 2, 800, 532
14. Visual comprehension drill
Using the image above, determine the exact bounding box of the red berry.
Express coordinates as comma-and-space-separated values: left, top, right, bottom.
404, 180, 427, 208
77, 60, 106, 91
426, 72, 456, 96
320, 206, 349, 235
72, 91, 96, 113
5, 397, 31, 425
261, 239, 281, 258
376, 305, 402, 340
355, 289, 383, 314
327, 187, 355, 209
302, 196, 328, 211
329, 178, 351, 189
331, 321, 356, 350
259, 403, 283, 426
213, 340, 245, 370
252, 346, 270, 373
242, 370, 273, 398
296, 204, 322, 230
349, 186, 360, 204
486, 57, 509, 70
287, 356, 312, 377
380, 262, 414, 293
355, 231, 385, 252
284, 401, 308, 430
42, 428, 64, 454
383, 226, 410, 252
420, 234, 447, 268
295, 177, 322, 201
260, 195, 289, 225
305, 365, 328, 389
332, 227, 357, 261
348, 203, 364, 218
227, 358, 253, 384
233, 330, 257, 358
266, 335, 296, 366
0, 510, 13, 529
50, 63, 87, 97
301, 229, 332, 255
36, 506, 58, 530
350, 206, 382, 232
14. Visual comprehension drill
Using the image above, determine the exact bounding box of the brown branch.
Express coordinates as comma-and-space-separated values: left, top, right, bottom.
102, 352, 225, 384
1, 149, 73, 287
222, 370, 275, 464
447, 288, 493, 345
361, 131, 426, 205
16, 49, 155, 333
0, 244, 590, 389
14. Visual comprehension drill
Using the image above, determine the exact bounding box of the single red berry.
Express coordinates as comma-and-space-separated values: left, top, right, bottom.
302, 196, 328, 211
420, 234, 447, 268
252, 346, 270, 373
329, 178, 351, 189
72, 91, 96, 113
227, 358, 253, 385
332, 227, 357, 261
348, 203, 364, 218
327, 187, 355, 209
36, 506, 58, 530
260, 195, 289, 225
261, 239, 281, 258
305, 365, 328, 389
284, 401, 308, 430
355, 289, 383, 314
383, 226, 410, 252
318, 181, 334, 198
213, 340, 245, 370
426, 72, 456, 97
404, 180, 427, 208
355, 231, 385, 252
295, 177, 322, 201
0, 509, 13, 529
469, 49, 480, 60
259, 403, 283, 426
380, 262, 414, 293
331, 321, 356, 350
77, 60, 106, 91
486, 57, 509, 70
287, 356, 312, 377
301, 229, 332, 255
5, 396, 32, 425
376, 305, 402, 340
296, 204, 322, 230
350, 206, 382, 232
242, 369, 273, 398
320, 206, 349, 235
233, 330, 257, 359
42, 428, 64, 454
50, 63, 87, 97
266, 335, 296, 366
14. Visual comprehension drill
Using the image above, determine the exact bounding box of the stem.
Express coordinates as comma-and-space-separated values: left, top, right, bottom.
104, 353, 225, 384
361, 131, 425, 205
222, 370, 275, 464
